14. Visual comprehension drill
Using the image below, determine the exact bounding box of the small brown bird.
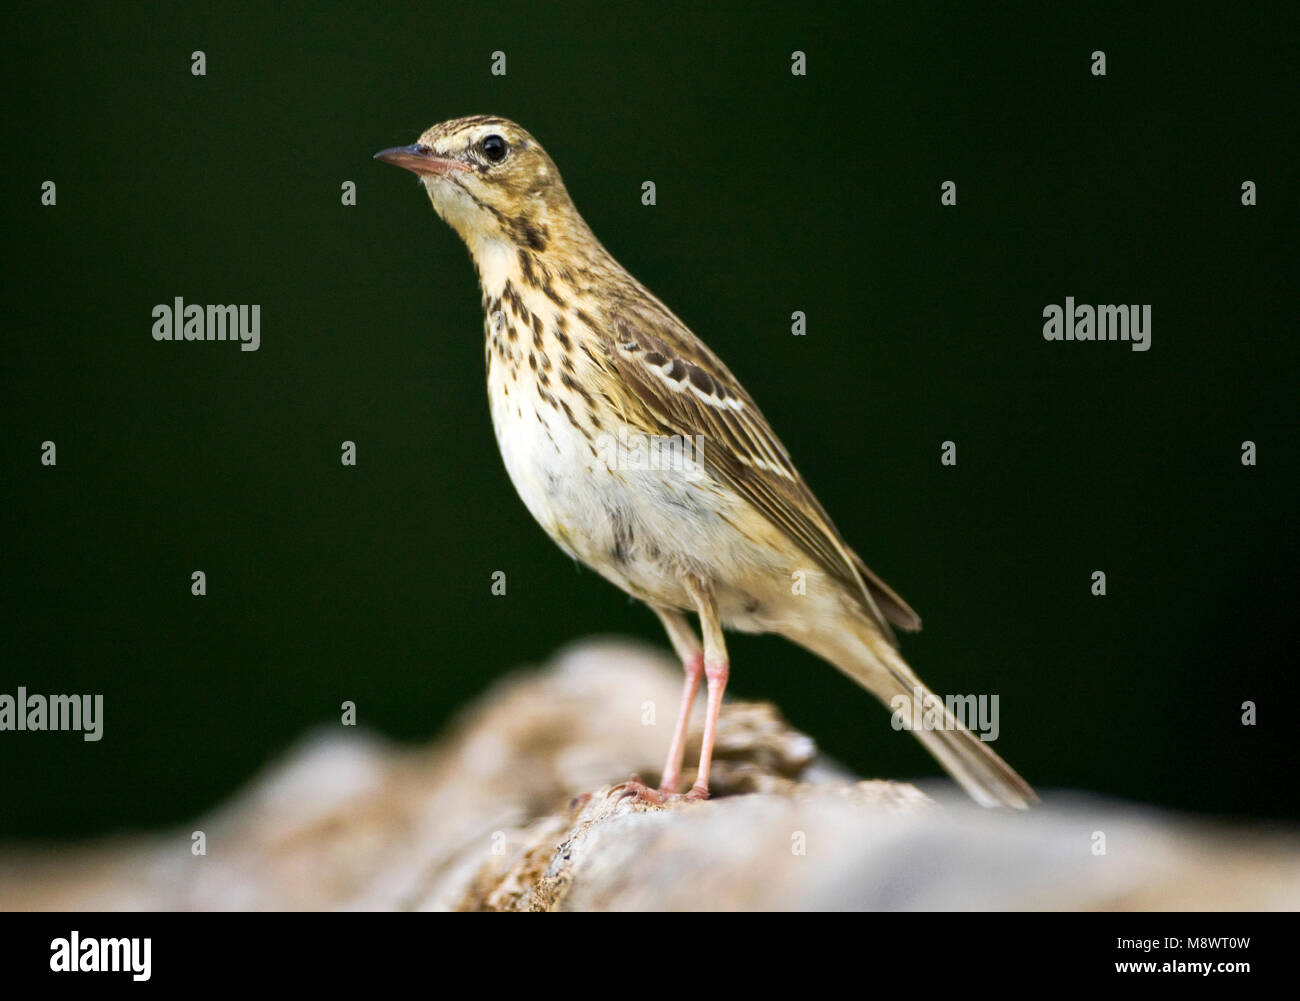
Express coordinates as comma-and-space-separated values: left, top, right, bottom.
376, 116, 1036, 807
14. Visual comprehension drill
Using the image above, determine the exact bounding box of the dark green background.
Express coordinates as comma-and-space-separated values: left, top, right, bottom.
3, 3, 1295, 839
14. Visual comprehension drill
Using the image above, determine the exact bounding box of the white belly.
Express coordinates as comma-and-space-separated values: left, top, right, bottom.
487, 363, 600, 559
478, 266, 817, 629
487, 361, 673, 596
487, 358, 822, 630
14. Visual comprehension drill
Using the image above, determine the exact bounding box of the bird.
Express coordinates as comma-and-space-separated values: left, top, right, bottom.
375, 115, 1037, 808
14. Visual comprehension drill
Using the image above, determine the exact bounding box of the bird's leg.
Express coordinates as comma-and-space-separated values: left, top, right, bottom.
683, 577, 728, 800
651, 605, 704, 794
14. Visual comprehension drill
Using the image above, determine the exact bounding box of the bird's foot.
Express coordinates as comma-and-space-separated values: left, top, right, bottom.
611, 775, 710, 805
613, 775, 666, 805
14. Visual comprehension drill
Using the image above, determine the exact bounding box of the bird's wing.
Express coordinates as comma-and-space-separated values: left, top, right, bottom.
593, 297, 920, 638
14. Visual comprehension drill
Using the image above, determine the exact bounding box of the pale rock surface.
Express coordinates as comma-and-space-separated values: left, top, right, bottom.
2, 639, 1297, 910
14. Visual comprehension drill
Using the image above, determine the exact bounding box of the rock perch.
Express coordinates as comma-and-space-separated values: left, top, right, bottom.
1, 639, 1296, 910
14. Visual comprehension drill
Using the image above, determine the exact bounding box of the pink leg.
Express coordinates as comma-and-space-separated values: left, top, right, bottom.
651, 606, 703, 794
682, 576, 728, 800
659, 651, 703, 793
687, 655, 729, 799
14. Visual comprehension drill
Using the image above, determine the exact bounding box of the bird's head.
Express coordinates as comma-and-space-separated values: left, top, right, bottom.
375, 116, 588, 259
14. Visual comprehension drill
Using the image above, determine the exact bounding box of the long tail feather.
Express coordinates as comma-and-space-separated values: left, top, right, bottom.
802, 617, 1038, 808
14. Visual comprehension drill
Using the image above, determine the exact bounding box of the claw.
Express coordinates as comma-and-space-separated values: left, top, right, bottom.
613, 775, 664, 804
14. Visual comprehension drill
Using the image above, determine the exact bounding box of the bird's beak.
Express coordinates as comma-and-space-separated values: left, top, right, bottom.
373, 145, 472, 177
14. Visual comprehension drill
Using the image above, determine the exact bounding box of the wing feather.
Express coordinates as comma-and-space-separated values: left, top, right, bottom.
592, 299, 920, 639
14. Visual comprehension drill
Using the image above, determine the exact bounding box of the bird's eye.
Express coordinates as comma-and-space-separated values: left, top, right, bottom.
480, 134, 508, 163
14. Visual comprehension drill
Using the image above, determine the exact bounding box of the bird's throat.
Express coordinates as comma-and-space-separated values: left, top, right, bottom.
467, 238, 520, 298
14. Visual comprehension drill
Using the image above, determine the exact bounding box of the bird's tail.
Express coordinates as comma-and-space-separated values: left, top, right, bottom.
801, 619, 1038, 808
